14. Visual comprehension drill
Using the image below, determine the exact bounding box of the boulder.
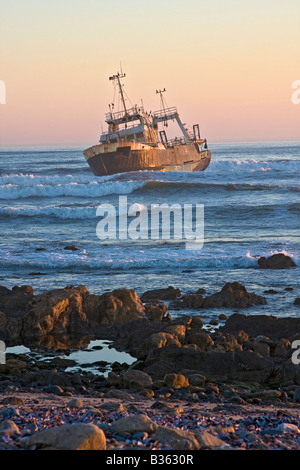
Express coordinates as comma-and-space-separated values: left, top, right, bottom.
23, 285, 89, 339
210, 331, 243, 352
190, 316, 204, 329
186, 329, 214, 351
221, 313, 300, 340
194, 430, 230, 449
64, 245, 79, 251
144, 301, 168, 322
84, 289, 145, 324
163, 324, 186, 343
25, 423, 106, 450
1, 396, 25, 406
258, 253, 296, 269
144, 345, 274, 382
153, 426, 200, 450
0, 285, 147, 344
137, 332, 181, 358
110, 413, 158, 435
122, 370, 153, 389
0, 420, 20, 435
202, 282, 266, 308
170, 294, 204, 310
141, 286, 181, 301
163, 373, 189, 389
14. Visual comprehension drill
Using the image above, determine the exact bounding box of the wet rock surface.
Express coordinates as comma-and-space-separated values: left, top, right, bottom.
1, 280, 300, 450
258, 253, 296, 269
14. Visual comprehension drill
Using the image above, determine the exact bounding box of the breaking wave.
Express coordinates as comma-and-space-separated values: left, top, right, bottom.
0, 180, 145, 200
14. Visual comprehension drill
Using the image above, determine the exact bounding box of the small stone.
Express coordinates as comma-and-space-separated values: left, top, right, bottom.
106, 390, 134, 401
100, 401, 125, 413
187, 374, 206, 387
163, 373, 189, 389
122, 370, 153, 389
218, 313, 227, 320
1, 396, 25, 406
110, 413, 158, 435
0, 420, 20, 435
67, 398, 84, 409
276, 423, 299, 433
0, 407, 19, 418
195, 430, 230, 449
153, 426, 199, 450
44, 385, 64, 395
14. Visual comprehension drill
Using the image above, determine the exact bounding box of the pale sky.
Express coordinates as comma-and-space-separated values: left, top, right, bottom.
0, 0, 299, 146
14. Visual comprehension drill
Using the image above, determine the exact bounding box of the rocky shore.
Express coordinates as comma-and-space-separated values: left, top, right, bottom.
1, 258, 300, 451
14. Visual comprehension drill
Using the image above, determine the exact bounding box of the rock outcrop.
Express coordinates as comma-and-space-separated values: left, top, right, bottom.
220, 313, 300, 340
258, 253, 296, 269
0, 285, 145, 344
170, 282, 266, 309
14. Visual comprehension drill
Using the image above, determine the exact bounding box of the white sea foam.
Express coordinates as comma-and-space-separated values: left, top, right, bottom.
0, 180, 146, 200
206, 158, 300, 173
0, 246, 265, 271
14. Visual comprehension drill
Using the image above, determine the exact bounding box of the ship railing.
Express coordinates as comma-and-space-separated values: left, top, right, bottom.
101, 120, 141, 136
105, 105, 145, 123
153, 106, 178, 121
164, 136, 195, 147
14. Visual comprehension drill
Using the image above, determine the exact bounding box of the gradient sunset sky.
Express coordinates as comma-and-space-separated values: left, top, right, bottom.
0, 0, 299, 146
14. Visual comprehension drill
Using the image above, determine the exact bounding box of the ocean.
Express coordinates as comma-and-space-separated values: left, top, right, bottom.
0, 141, 299, 326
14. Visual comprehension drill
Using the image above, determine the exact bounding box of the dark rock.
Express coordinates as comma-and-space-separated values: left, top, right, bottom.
0, 285, 147, 344
84, 288, 145, 325
170, 294, 204, 310
44, 385, 65, 395
141, 286, 181, 301
258, 253, 296, 269
186, 329, 213, 351
221, 313, 300, 340
1, 396, 25, 406
0, 407, 19, 418
64, 245, 79, 251
29, 272, 47, 276
202, 282, 266, 308
294, 298, 300, 306
190, 316, 204, 329
144, 345, 274, 382
144, 301, 168, 322
122, 370, 153, 389
25, 423, 106, 450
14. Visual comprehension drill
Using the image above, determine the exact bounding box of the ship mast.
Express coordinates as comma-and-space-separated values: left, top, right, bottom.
109, 72, 128, 117
156, 88, 167, 126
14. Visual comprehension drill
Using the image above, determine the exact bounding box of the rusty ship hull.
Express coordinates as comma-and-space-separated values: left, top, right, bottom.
84, 142, 211, 176
84, 71, 212, 177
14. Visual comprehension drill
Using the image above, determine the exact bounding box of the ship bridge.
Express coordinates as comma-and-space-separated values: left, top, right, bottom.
101, 104, 158, 145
